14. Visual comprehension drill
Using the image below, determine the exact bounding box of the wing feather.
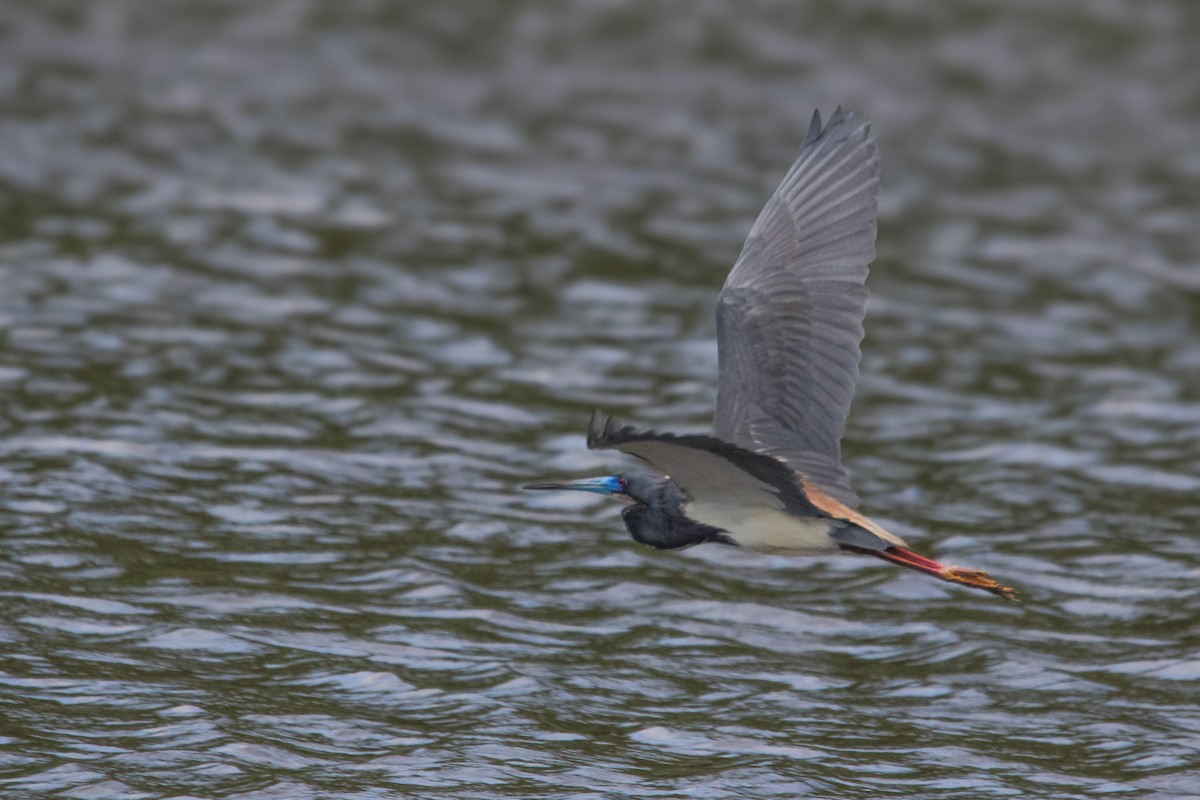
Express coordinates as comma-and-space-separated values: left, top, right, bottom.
714, 107, 880, 469
747, 414, 860, 508
587, 411, 824, 518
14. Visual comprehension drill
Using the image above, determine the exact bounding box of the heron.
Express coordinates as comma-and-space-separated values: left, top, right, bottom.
525, 108, 1015, 600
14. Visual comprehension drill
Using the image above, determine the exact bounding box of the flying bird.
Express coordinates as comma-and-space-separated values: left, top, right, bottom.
526, 108, 1015, 600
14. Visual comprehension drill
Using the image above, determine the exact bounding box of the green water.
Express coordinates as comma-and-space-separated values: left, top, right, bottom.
1, 2, 1199, 797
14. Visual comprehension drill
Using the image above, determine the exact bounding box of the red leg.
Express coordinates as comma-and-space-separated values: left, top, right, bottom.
842, 544, 1017, 600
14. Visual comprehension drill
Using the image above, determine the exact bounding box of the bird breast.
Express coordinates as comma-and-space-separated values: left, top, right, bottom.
684, 502, 839, 555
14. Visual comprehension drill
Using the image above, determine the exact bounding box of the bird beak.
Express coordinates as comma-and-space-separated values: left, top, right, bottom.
523, 475, 623, 495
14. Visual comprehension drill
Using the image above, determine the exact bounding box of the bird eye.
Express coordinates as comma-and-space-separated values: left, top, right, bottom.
618, 477, 627, 490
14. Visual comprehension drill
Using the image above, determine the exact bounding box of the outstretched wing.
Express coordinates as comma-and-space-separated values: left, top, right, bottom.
714, 107, 880, 470
587, 411, 823, 518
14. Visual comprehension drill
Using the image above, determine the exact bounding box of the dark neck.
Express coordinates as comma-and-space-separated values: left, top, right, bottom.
620, 480, 732, 550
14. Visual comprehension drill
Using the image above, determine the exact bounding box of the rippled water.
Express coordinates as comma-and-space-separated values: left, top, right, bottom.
2, 2, 1200, 798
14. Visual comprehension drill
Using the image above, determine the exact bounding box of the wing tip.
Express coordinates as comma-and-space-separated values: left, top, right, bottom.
587, 409, 627, 449
586, 411, 715, 454
803, 108, 823, 147
586, 409, 606, 449
804, 105, 873, 150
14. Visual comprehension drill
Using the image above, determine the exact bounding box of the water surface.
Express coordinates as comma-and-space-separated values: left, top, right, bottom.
2, 2, 1200, 798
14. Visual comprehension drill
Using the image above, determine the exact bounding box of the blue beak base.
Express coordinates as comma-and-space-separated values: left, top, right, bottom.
523, 475, 623, 495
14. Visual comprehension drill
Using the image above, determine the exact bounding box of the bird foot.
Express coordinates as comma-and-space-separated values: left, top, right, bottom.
939, 566, 1018, 601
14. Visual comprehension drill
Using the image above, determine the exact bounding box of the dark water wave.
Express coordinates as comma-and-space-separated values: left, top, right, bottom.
1, 2, 1199, 798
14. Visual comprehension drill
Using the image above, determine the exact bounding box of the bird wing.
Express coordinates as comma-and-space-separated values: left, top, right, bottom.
714, 107, 880, 470
587, 411, 823, 518
747, 413, 860, 508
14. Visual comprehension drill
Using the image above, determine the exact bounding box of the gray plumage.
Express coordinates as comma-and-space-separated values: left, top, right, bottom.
587, 410, 823, 520
714, 107, 878, 506
592, 108, 878, 514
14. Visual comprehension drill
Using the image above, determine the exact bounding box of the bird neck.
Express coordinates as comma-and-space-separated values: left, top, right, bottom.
620, 479, 731, 550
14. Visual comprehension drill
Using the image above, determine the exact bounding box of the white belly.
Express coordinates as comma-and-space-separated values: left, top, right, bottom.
686, 503, 838, 555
